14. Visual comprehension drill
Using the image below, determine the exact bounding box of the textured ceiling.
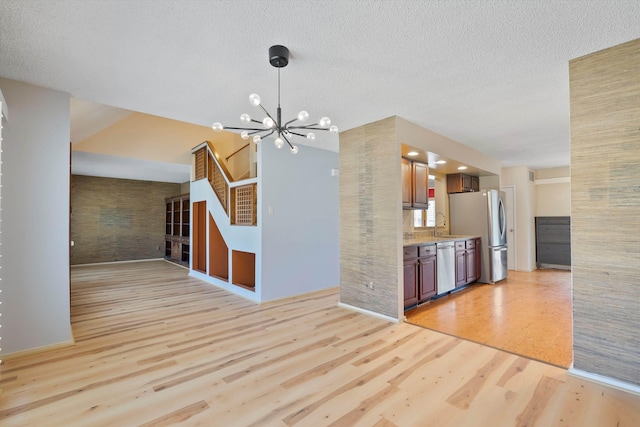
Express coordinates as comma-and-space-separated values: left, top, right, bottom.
1, 0, 639, 170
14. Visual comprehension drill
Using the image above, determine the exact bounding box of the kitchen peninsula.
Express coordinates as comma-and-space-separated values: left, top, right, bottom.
404, 232, 481, 309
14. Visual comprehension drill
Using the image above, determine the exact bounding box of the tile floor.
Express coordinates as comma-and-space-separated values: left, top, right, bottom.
405, 268, 572, 367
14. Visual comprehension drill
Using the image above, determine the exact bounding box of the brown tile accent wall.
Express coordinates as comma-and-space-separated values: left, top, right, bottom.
339, 117, 401, 319
569, 38, 640, 386
71, 175, 181, 264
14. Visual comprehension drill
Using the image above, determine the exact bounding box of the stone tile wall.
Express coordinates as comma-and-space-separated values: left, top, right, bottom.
339, 117, 401, 319
569, 38, 640, 386
71, 175, 181, 264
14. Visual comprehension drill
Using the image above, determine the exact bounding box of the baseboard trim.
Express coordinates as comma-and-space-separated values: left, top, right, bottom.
71, 258, 165, 267
537, 263, 571, 271
1, 338, 76, 361
261, 286, 339, 305
163, 259, 189, 270
338, 302, 400, 323
568, 365, 640, 396
189, 269, 260, 303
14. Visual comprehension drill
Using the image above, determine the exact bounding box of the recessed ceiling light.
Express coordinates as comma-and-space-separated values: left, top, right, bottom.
457, 166, 468, 170
436, 160, 447, 164
407, 151, 419, 156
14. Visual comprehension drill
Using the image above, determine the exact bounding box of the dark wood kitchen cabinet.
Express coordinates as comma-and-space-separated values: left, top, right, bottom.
403, 246, 419, 307
418, 246, 437, 301
412, 162, 429, 208
455, 238, 480, 287
404, 245, 437, 309
404, 258, 419, 308
472, 237, 482, 282
402, 158, 413, 208
455, 242, 467, 287
447, 173, 479, 193
402, 158, 429, 209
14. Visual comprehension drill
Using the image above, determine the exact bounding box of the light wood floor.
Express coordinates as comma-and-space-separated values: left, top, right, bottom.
1, 261, 639, 426
406, 269, 572, 368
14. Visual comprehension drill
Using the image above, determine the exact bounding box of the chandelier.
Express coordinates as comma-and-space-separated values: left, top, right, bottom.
211, 45, 338, 154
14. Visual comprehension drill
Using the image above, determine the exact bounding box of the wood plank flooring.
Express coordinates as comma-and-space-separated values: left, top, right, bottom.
1, 261, 638, 426
405, 269, 572, 368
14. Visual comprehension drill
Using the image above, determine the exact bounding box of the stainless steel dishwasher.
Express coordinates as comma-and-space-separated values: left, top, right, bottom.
436, 242, 455, 295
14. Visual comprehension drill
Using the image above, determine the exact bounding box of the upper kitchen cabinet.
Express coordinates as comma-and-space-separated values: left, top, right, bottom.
402, 158, 429, 209
447, 173, 479, 193
402, 158, 412, 207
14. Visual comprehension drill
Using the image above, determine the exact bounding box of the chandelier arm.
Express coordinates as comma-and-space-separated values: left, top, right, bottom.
283, 118, 298, 128
260, 129, 276, 139
258, 104, 277, 126
287, 130, 308, 138
287, 125, 326, 131
281, 133, 295, 150
223, 126, 266, 131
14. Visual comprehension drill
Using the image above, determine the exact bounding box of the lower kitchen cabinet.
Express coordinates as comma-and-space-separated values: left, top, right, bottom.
403, 258, 419, 308
418, 254, 437, 301
404, 244, 437, 309
455, 248, 467, 287
455, 238, 481, 288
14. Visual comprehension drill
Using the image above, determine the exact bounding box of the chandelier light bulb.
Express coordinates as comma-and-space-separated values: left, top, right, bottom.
307, 132, 316, 141
240, 113, 251, 123
329, 125, 338, 133
297, 110, 309, 121
249, 93, 261, 106
263, 117, 275, 128
212, 122, 223, 132
290, 145, 299, 154
252, 135, 261, 143
240, 131, 249, 140
274, 137, 284, 149
319, 117, 331, 128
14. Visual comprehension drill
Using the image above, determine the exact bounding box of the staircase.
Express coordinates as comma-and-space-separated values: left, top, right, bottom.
189, 140, 260, 301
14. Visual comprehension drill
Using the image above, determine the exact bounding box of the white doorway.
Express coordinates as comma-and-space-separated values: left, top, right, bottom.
501, 185, 516, 270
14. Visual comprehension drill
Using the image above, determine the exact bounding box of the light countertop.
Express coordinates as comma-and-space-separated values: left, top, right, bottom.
403, 233, 480, 246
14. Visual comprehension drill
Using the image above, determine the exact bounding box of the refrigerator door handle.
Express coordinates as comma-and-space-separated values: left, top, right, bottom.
498, 197, 507, 244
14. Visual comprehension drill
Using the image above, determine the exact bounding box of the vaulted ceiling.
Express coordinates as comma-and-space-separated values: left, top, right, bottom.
1, 1, 639, 171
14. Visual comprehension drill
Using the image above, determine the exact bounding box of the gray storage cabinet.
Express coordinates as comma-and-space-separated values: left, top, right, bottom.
535, 216, 571, 268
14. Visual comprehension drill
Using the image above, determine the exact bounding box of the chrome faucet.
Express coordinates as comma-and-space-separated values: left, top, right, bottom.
434, 212, 446, 237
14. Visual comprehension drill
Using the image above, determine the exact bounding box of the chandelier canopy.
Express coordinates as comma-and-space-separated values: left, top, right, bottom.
212, 45, 337, 154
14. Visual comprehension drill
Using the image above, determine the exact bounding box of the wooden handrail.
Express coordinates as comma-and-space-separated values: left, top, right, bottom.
226, 143, 250, 161
206, 141, 235, 183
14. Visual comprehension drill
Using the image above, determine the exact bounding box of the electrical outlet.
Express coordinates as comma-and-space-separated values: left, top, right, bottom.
368, 281, 375, 290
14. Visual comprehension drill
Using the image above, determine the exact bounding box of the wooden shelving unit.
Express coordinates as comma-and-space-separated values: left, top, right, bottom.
165, 194, 190, 266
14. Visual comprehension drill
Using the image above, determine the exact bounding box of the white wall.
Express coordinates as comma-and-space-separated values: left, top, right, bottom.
0, 78, 73, 355
261, 141, 339, 301
501, 166, 536, 271
535, 167, 571, 217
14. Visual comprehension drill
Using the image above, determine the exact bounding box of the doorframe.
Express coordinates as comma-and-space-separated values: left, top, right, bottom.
500, 185, 517, 270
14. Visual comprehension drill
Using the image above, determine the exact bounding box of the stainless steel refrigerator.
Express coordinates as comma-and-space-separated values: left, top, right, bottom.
449, 189, 508, 283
